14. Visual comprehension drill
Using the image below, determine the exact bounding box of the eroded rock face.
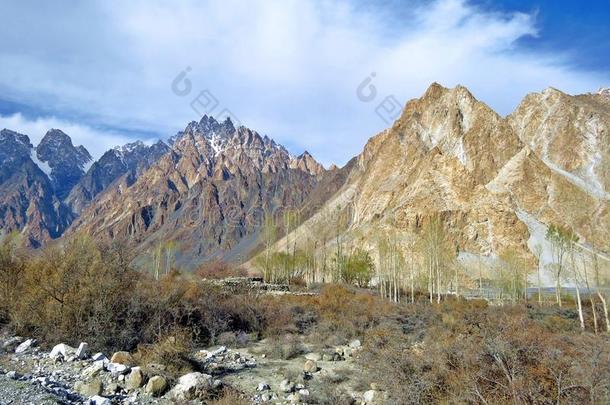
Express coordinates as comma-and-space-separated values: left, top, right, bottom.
69, 116, 325, 268
66, 140, 169, 214
35, 129, 92, 200
506, 88, 610, 247
273, 83, 610, 273
0, 129, 72, 247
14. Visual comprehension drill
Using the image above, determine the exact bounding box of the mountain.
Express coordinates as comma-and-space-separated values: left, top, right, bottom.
66, 140, 169, 214
0, 126, 172, 246
68, 115, 325, 268
266, 84, 610, 278
0, 129, 72, 246
35, 129, 92, 200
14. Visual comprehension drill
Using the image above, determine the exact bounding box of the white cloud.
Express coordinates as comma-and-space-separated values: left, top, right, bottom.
0, 113, 138, 159
0, 0, 607, 166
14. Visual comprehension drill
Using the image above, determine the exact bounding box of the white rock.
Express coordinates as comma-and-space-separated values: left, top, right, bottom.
209, 346, 227, 357
15, 339, 36, 354
82, 362, 105, 379
169, 372, 214, 400
106, 362, 129, 376
279, 379, 294, 393
89, 395, 112, 405
91, 353, 109, 363
364, 389, 378, 403
298, 388, 310, 396
257, 382, 271, 391
75, 342, 89, 359
49, 343, 76, 360
349, 339, 361, 349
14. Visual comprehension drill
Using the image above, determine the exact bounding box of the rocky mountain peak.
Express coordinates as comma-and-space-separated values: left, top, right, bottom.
0, 129, 32, 162
66, 139, 170, 214
599, 87, 610, 98
35, 129, 92, 199
290, 151, 325, 176
37, 129, 92, 169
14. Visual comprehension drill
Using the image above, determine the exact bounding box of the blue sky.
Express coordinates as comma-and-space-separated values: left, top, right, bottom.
0, 0, 608, 166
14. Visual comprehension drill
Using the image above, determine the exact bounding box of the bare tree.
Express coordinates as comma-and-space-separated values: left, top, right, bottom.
569, 248, 585, 330
419, 215, 452, 304
546, 224, 578, 307
533, 244, 543, 305
377, 235, 404, 303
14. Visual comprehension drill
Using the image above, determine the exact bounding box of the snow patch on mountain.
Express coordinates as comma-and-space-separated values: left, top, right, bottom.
30, 149, 52, 177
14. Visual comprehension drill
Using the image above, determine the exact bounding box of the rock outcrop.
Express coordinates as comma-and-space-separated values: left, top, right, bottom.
66, 140, 169, 214
68, 115, 326, 269
0, 129, 73, 246
268, 83, 610, 279
35, 129, 92, 200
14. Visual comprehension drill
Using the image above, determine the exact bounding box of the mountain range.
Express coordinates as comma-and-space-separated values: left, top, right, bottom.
1, 84, 608, 274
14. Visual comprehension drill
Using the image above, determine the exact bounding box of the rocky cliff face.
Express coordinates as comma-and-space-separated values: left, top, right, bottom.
35, 129, 92, 200
0, 127, 172, 246
0, 129, 72, 246
68, 116, 325, 268
502, 88, 610, 248
66, 140, 169, 214
272, 83, 610, 271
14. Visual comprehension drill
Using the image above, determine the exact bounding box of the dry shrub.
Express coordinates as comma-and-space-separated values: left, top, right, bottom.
359, 302, 610, 404
268, 334, 306, 360
312, 284, 394, 344
135, 330, 194, 379
206, 387, 249, 405
217, 331, 250, 348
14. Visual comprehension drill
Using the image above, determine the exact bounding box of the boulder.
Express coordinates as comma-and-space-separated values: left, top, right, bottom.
75, 342, 89, 359
91, 353, 109, 363
15, 338, 36, 354
110, 351, 135, 366
145, 375, 168, 397
279, 379, 295, 393
287, 393, 301, 403
304, 352, 321, 361
82, 362, 105, 379
104, 382, 119, 395
88, 396, 112, 405
363, 389, 378, 403
349, 339, 361, 349
2, 336, 23, 351
169, 372, 214, 400
49, 343, 76, 360
106, 362, 129, 376
303, 359, 318, 373
257, 382, 270, 391
6, 371, 21, 380
125, 367, 145, 390
75, 378, 103, 397
322, 353, 334, 362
